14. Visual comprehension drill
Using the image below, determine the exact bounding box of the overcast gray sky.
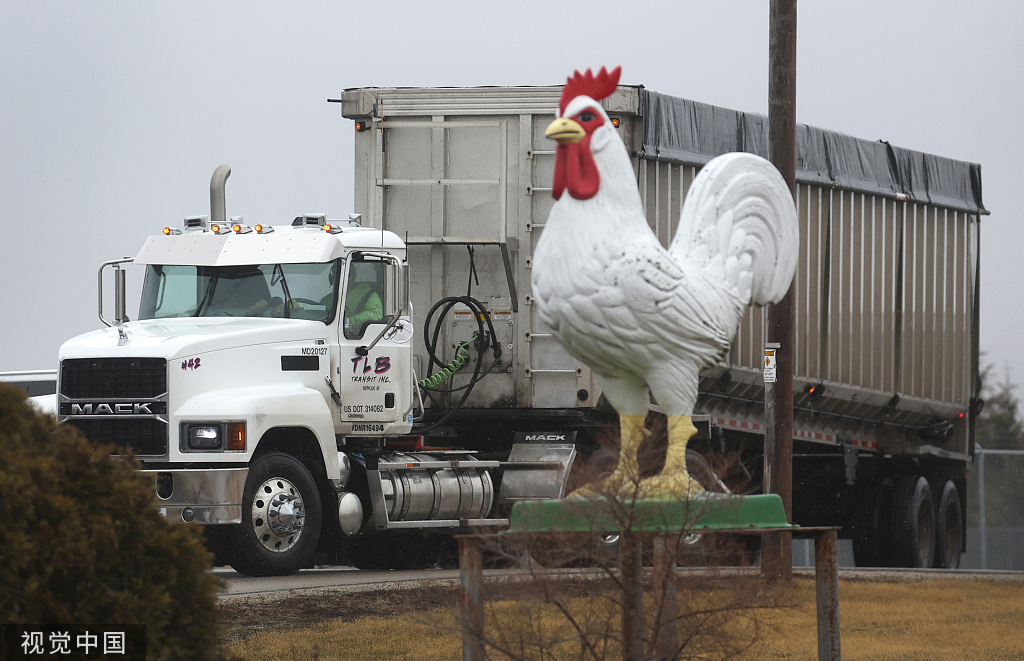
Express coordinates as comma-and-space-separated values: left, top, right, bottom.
2, 1, 1022, 391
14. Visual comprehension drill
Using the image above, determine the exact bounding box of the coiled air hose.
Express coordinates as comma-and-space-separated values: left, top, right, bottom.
413, 295, 502, 434
417, 337, 472, 391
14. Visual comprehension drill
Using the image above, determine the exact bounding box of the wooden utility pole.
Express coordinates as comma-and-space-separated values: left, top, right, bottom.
763, 0, 797, 581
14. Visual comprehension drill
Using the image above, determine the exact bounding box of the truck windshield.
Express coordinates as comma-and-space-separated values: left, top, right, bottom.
138, 261, 340, 322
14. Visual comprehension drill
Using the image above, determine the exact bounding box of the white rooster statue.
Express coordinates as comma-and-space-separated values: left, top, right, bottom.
532, 67, 799, 499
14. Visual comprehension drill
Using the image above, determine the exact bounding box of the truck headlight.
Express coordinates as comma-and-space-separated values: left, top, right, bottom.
181, 422, 246, 452
187, 424, 222, 449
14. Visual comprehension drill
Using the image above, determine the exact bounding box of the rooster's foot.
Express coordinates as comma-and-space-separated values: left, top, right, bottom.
566, 469, 641, 500
635, 469, 704, 500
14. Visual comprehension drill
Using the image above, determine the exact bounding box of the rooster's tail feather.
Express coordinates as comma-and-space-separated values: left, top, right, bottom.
668, 152, 799, 306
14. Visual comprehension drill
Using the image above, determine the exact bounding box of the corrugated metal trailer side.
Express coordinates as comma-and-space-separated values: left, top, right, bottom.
635, 154, 979, 457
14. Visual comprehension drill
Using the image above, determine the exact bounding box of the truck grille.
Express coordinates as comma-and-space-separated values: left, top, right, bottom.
60, 358, 169, 456
67, 419, 169, 456
60, 357, 167, 399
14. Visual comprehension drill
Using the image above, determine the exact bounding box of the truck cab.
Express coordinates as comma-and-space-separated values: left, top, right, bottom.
58, 211, 417, 575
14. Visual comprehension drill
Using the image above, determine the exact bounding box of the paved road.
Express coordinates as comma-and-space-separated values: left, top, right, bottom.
216, 566, 463, 601
217, 564, 1024, 602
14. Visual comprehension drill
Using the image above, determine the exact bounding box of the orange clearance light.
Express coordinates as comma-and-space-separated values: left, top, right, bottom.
355, 120, 371, 132
232, 223, 241, 232
211, 224, 222, 234
163, 227, 172, 235
804, 383, 825, 400
611, 117, 621, 128
227, 422, 246, 451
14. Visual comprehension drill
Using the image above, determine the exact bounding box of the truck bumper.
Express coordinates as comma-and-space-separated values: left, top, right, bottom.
142, 467, 248, 525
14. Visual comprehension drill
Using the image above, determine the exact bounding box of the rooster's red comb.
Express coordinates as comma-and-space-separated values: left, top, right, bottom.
559, 66, 622, 115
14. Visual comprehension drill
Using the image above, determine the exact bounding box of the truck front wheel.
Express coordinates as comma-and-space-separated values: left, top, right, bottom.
220, 452, 323, 576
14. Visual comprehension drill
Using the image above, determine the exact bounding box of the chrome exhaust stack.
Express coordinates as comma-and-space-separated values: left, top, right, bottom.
210, 164, 231, 223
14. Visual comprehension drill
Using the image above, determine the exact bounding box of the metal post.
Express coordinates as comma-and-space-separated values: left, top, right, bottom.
619, 530, 644, 661
459, 536, 485, 661
764, 0, 798, 580
814, 530, 841, 661
653, 536, 680, 660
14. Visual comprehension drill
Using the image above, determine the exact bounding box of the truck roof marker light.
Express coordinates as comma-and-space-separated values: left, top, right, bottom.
254, 224, 274, 234
232, 222, 253, 234
163, 226, 182, 236
227, 422, 246, 451
211, 224, 223, 234
323, 223, 344, 234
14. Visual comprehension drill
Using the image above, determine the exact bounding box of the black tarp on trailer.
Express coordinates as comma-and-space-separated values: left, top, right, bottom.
638, 89, 984, 214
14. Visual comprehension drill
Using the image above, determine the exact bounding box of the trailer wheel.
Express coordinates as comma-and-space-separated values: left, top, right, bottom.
222, 453, 322, 576
892, 475, 935, 568
933, 481, 963, 569
852, 476, 895, 567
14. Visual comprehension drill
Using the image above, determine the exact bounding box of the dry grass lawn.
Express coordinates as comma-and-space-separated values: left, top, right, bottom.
223, 576, 1024, 660
746, 577, 1024, 660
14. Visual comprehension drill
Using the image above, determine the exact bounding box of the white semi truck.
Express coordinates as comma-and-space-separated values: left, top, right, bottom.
57, 83, 984, 575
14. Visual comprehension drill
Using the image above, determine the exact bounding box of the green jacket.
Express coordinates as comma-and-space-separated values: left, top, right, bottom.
345, 283, 383, 329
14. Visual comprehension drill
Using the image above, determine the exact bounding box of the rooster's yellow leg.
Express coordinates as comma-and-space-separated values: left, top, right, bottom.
567, 413, 647, 499
637, 415, 704, 499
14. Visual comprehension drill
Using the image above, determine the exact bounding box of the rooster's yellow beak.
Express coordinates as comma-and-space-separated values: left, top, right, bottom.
545, 117, 586, 144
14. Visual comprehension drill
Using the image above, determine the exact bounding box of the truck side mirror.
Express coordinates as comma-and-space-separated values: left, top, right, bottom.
99, 258, 135, 327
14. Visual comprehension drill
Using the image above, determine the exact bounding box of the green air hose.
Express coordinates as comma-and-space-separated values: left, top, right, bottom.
417, 337, 474, 391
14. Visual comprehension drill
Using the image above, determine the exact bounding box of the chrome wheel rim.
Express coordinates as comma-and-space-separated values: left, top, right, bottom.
252, 477, 305, 553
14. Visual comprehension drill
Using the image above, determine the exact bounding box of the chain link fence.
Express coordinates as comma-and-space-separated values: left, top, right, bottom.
963, 446, 1024, 570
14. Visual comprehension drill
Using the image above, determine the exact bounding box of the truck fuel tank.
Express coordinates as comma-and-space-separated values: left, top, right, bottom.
377, 452, 494, 522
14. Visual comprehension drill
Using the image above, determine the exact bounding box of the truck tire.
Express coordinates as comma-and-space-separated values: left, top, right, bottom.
892, 475, 935, 568
933, 480, 963, 569
222, 452, 323, 576
852, 476, 895, 567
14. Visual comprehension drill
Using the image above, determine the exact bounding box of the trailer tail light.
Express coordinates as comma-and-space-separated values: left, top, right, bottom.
227, 422, 246, 451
